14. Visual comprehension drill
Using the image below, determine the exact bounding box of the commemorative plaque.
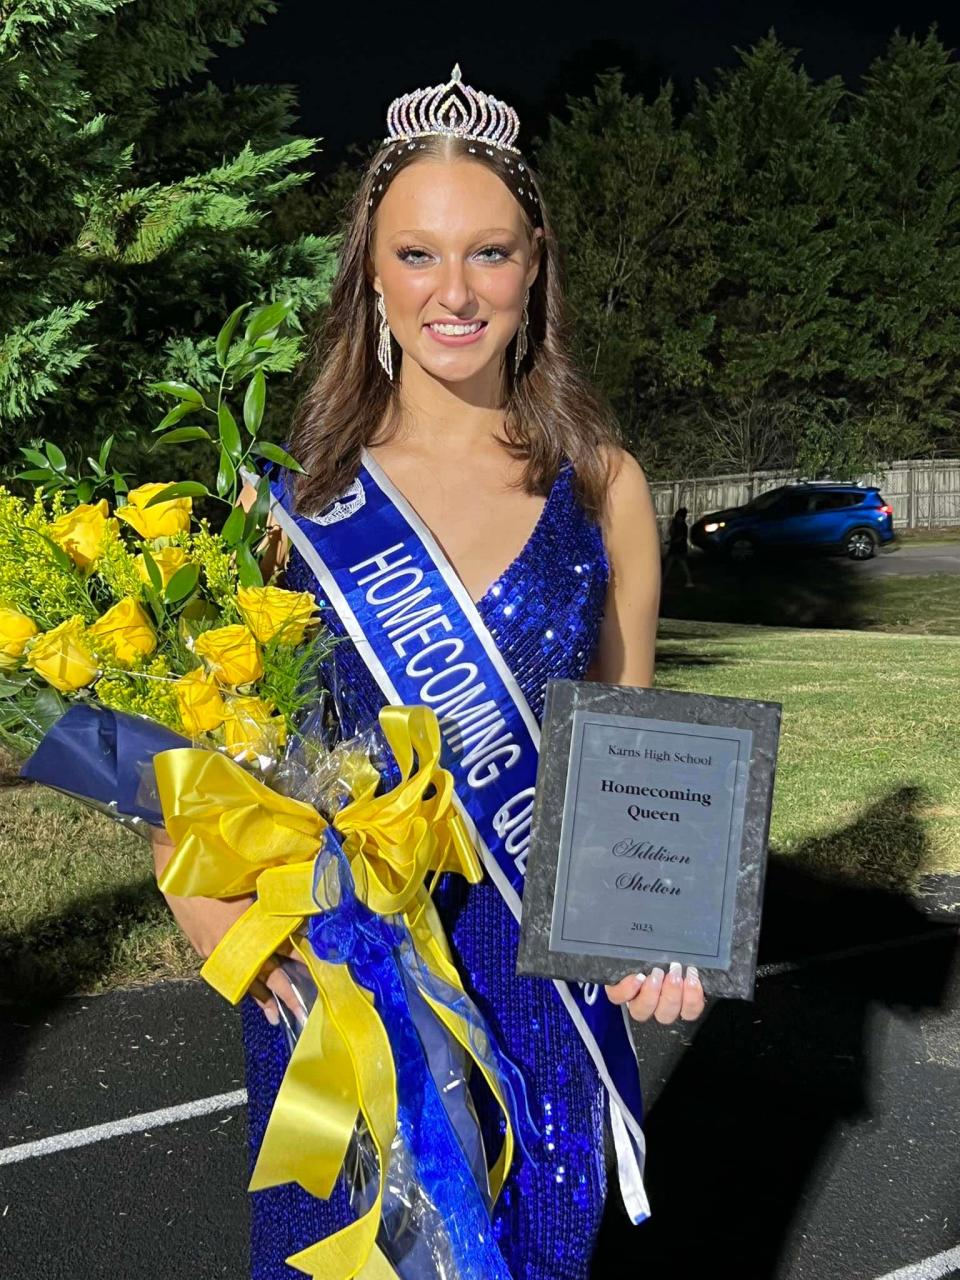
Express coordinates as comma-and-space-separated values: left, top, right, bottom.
517, 681, 781, 999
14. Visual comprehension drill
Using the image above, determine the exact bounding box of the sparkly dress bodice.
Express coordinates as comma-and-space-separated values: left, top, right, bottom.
243, 463, 611, 1280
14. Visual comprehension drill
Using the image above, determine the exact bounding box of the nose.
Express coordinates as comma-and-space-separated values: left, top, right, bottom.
434, 256, 476, 317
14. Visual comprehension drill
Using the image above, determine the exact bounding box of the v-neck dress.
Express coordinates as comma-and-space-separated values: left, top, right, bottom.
241, 461, 612, 1279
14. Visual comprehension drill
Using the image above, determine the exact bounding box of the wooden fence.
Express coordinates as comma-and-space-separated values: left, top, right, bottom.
648, 459, 960, 532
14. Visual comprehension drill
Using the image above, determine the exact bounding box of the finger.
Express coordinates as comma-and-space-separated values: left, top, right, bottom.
653, 962, 684, 1024
626, 967, 665, 1022
249, 977, 281, 1026
264, 965, 308, 1027
605, 974, 645, 1006
681, 967, 706, 1021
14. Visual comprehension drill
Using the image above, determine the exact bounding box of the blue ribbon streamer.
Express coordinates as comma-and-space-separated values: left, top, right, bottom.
309, 830, 527, 1279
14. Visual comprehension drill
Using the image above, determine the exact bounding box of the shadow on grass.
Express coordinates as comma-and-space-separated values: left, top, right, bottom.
593, 784, 959, 1278
660, 551, 878, 630
0, 876, 174, 1008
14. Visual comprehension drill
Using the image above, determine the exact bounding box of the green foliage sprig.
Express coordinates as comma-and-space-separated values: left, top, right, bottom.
145, 298, 307, 589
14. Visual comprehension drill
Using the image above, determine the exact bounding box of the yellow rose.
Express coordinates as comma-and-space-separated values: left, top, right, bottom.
194, 624, 263, 686
136, 546, 190, 589
0, 606, 39, 669
88, 598, 157, 666
222, 694, 286, 762
116, 483, 192, 539
25, 616, 99, 692
236, 585, 319, 645
173, 667, 226, 737
48, 499, 116, 571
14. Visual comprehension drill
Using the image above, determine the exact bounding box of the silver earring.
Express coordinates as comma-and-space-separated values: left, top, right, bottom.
376, 293, 393, 381
515, 290, 530, 373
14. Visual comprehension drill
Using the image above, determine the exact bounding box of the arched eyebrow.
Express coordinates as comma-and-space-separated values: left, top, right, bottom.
388, 227, 519, 240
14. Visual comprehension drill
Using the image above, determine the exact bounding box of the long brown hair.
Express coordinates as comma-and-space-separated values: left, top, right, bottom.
289, 134, 621, 519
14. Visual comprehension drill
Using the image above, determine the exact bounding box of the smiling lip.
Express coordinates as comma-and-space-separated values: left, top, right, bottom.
424, 320, 488, 347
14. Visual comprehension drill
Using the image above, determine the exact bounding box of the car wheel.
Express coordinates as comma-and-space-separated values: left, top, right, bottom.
729, 536, 755, 562
845, 527, 878, 560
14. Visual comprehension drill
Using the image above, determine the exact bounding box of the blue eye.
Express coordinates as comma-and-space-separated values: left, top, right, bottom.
396, 247, 430, 264
395, 244, 511, 265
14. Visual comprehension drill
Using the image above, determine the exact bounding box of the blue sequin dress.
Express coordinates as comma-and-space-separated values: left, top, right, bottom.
242, 463, 610, 1279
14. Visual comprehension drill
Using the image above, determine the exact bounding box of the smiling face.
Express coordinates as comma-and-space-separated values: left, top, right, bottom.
368, 157, 543, 391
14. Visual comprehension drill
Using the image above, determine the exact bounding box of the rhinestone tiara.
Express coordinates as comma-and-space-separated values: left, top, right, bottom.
383, 63, 522, 155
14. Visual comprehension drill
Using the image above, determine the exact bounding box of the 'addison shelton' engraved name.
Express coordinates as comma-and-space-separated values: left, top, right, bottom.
600, 742, 713, 897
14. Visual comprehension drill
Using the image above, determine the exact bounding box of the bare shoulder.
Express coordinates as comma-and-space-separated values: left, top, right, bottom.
598, 446, 656, 537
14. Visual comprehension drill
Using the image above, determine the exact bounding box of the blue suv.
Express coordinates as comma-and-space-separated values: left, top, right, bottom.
690, 483, 896, 561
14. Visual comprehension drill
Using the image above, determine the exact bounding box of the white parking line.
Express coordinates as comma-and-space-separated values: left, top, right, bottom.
874, 1244, 960, 1279
0, 1089, 248, 1166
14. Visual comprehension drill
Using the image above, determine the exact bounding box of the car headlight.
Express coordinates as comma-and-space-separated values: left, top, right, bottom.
703, 521, 726, 534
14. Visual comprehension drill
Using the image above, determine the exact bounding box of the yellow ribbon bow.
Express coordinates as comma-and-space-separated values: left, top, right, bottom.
155, 705, 514, 1279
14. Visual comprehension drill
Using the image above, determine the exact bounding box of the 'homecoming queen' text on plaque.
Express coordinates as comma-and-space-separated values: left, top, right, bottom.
517, 681, 781, 1000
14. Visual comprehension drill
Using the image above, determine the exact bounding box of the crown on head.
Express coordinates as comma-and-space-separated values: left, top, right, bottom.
383, 63, 522, 155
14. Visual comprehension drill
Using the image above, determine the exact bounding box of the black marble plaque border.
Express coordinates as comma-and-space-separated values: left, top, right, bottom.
516, 680, 782, 1000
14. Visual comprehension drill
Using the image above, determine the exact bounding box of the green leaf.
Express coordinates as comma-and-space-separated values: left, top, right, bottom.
220, 504, 246, 546
254, 441, 307, 474
235, 541, 263, 588
44, 441, 68, 473
216, 446, 237, 498
144, 482, 209, 507
253, 471, 272, 527
19, 447, 50, 468
85, 457, 106, 478
140, 547, 164, 594
76, 480, 95, 503
14, 469, 54, 482
217, 403, 242, 462
216, 304, 251, 366
244, 300, 290, 343
112, 472, 129, 496
154, 426, 212, 447
40, 533, 73, 572
153, 401, 200, 433
243, 369, 266, 436
33, 686, 68, 732
149, 381, 204, 405
99, 435, 114, 469
164, 563, 200, 604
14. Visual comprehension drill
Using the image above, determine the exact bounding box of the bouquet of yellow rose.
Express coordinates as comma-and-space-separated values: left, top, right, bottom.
0, 478, 328, 772
2, 298, 330, 783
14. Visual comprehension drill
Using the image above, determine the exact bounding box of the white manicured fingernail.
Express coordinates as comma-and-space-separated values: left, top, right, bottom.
634, 973, 646, 986
264, 1003, 279, 1026
669, 961, 682, 984
687, 967, 700, 985
650, 967, 664, 986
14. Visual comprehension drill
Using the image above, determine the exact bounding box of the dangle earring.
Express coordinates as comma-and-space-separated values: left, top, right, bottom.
514, 290, 530, 374
376, 293, 394, 381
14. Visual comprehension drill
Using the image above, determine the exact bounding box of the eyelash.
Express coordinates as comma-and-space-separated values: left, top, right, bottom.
395, 244, 511, 265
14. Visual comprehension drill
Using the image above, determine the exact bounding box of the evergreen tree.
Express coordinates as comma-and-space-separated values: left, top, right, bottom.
842, 27, 960, 460
534, 72, 718, 473
687, 33, 869, 475
0, 0, 338, 475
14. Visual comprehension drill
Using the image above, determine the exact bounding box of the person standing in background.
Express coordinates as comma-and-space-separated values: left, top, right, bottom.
663, 505, 694, 587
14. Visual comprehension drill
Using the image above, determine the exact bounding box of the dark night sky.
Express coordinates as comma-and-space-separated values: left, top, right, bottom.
207, 1, 960, 173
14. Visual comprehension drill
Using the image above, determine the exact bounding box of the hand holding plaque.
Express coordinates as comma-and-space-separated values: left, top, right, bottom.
517, 681, 782, 1000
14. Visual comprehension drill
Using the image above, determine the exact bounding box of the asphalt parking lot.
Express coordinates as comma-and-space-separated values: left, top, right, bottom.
2, 860, 958, 1280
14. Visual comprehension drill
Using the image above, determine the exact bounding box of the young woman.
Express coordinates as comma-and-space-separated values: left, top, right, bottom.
153, 65, 705, 1279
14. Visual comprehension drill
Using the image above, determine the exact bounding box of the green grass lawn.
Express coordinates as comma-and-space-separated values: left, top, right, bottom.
1, 619, 957, 1000
658, 621, 960, 889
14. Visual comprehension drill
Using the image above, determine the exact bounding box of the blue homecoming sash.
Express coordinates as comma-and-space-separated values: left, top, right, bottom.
262, 451, 650, 1223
